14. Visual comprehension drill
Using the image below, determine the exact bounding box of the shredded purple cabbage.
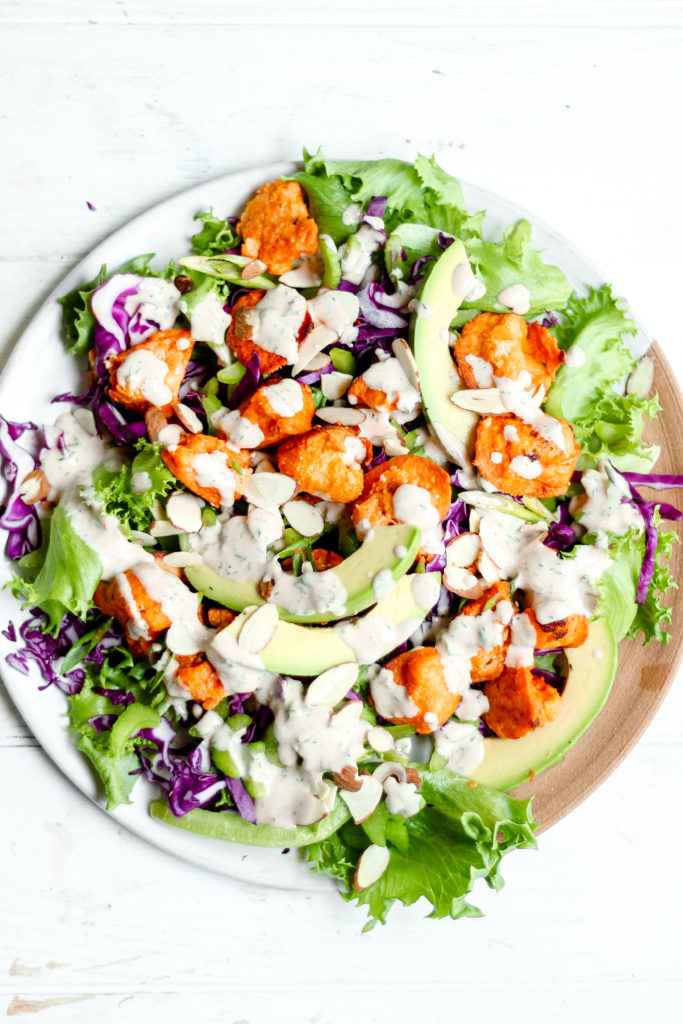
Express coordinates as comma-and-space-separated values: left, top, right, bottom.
532, 667, 565, 687
437, 232, 455, 250
541, 311, 559, 328
296, 363, 335, 387
224, 777, 257, 823
92, 685, 135, 707
622, 472, 683, 491
365, 196, 388, 219
0, 414, 41, 560
137, 718, 227, 817
357, 284, 409, 330
337, 278, 359, 294
89, 714, 117, 733
408, 255, 434, 284
544, 521, 576, 551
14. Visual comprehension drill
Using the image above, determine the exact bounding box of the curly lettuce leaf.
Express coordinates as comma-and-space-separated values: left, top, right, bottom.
574, 391, 660, 472
462, 219, 571, 316
190, 209, 239, 256
292, 149, 475, 242
305, 769, 536, 929
9, 504, 102, 631
593, 518, 677, 644
92, 440, 175, 535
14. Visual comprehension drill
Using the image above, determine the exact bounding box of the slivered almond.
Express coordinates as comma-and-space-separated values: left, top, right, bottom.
341, 776, 383, 824
244, 473, 297, 509
372, 761, 407, 785
162, 551, 203, 569
444, 564, 485, 599
174, 402, 203, 434
383, 433, 409, 457
391, 338, 421, 390
241, 259, 267, 281
19, 469, 50, 505
332, 765, 363, 792
150, 519, 187, 538
445, 532, 481, 568
354, 844, 390, 890
283, 499, 324, 538
237, 603, 279, 654
477, 549, 502, 585
166, 491, 204, 533
321, 371, 353, 401
291, 325, 337, 376
305, 352, 332, 372
450, 388, 506, 414
145, 408, 168, 442
305, 663, 359, 708
366, 726, 394, 754
315, 406, 366, 427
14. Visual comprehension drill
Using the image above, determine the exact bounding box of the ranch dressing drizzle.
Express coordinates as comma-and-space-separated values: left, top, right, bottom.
60, 490, 154, 580
272, 678, 366, 774
514, 543, 612, 624
497, 283, 531, 316
251, 754, 333, 828
383, 777, 423, 818
392, 484, 440, 531
477, 509, 547, 578
342, 435, 367, 467
510, 455, 543, 480
308, 289, 360, 336
263, 379, 305, 417
263, 557, 348, 618
505, 612, 536, 668
578, 467, 642, 536
192, 451, 237, 506
115, 349, 173, 407
338, 223, 386, 285
250, 285, 308, 363
494, 371, 568, 452
212, 408, 265, 450
130, 470, 152, 494
193, 510, 282, 579
433, 721, 485, 776
337, 612, 423, 665
132, 561, 213, 654
369, 665, 418, 718
465, 354, 494, 388
116, 571, 151, 640
184, 290, 232, 346
41, 410, 114, 499
360, 357, 421, 414
563, 344, 586, 368
206, 630, 277, 696
436, 600, 515, 695
125, 278, 181, 335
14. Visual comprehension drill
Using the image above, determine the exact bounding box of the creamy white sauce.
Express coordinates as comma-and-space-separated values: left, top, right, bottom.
61, 490, 154, 580
490, 452, 503, 465
383, 777, 423, 818
436, 599, 515, 695
361, 357, 421, 414
497, 283, 531, 315
185, 290, 232, 346
124, 278, 181, 341
341, 203, 364, 226
206, 629, 277, 696
495, 371, 567, 452
115, 348, 172, 407
369, 665, 418, 718
338, 224, 386, 285
158, 424, 183, 451
41, 411, 113, 500
455, 687, 489, 721
451, 260, 477, 300
263, 379, 305, 418
116, 571, 151, 640
477, 509, 547, 578
251, 753, 333, 828
578, 468, 642, 537
193, 511, 279, 580
212, 407, 265, 450
505, 612, 536, 668
193, 451, 237, 506
372, 568, 395, 601
563, 344, 585, 368
514, 542, 612, 624
308, 289, 360, 336
503, 424, 520, 443
263, 557, 348, 618
130, 470, 152, 494
509, 455, 543, 480
465, 354, 494, 388
132, 561, 213, 655
433, 721, 485, 776
336, 613, 421, 665
342, 435, 367, 468
272, 679, 366, 774
250, 285, 308, 364
392, 484, 440, 531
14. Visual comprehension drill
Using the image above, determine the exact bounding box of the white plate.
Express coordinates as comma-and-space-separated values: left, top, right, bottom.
0, 160, 649, 891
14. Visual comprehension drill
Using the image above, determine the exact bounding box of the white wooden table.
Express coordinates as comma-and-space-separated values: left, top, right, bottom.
1, 3, 682, 1021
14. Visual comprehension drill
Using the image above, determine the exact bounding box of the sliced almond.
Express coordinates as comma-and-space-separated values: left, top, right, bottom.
477, 549, 503, 585
383, 433, 409, 457
450, 388, 506, 414
241, 259, 267, 281
332, 765, 363, 792
321, 371, 353, 401
237, 603, 280, 654
166, 622, 202, 657
19, 469, 50, 505
315, 406, 366, 427
145, 407, 168, 442
445, 532, 481, 568
166, 491, 204, 533
150, 519, 187, 538
174, 402, 203, 434
354, 843, 390, 890
391, 338, 421, 390
341, 776, 384, 825
468, 508, 481, 533
283, 499, 324, 538
162, 551, 204, 569
305, 352, 332, 372
72, 407, 97, 436
366, 726, 394, 754
130, 530, 157, 546
626, 355, 656, 398
332, 701, 365, 729
444, 564, 485, 599
244, 473, 296, 509
372, 761, 407, 786
291, 325, 337, 376
305, 663, 359, 708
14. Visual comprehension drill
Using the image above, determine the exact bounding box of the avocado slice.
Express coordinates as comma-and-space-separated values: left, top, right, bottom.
223, 572, 441, 676
184, 523, 421, 624
470, 618, 617, 791
410, 238, 479, 463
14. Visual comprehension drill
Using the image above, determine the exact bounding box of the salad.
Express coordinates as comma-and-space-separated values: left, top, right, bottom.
0, 151, 680, 929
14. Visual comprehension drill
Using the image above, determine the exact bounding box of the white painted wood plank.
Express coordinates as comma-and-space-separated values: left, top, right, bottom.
1, 0, 681, 27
